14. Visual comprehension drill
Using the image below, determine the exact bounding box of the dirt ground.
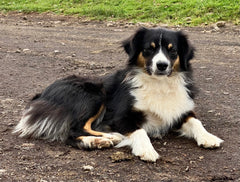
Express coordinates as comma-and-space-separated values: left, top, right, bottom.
0, 13, 240, 182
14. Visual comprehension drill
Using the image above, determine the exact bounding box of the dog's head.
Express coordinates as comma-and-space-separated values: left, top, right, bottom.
122, 27, 194, 76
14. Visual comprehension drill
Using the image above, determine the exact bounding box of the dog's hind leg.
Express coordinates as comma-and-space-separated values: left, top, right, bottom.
76, 136, 114, 149
72, 104, 124, 149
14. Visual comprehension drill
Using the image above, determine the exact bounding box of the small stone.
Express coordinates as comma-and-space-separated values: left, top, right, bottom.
65, 56, 73, 61
223, 91, 229, 95
7, 123, 14, 127
113, 29, 123, 32
107, 23, 115, 27
54, 21, 62, 24
47, 166, 52, 170
21, 143, 35, 150
208, 110, 214, 113
190, 160, 196, 164
128, 22, 135, 25
185, 166, 189, 172
199, 156, 204, 160
23, 49, 30, 52
216, 21, 226, 28
214, 26, 220, 31
40, 179, 48, 182
206, 78, 212, 81
0, 169, 7, 175
82, 165, 94, 171
54, 50, 61, 54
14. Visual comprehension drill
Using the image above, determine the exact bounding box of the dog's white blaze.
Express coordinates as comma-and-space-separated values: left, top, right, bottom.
116, 129, 159, 162
152, 49, 171, 73
129, 71, 194, 137
179, 117, 224, 148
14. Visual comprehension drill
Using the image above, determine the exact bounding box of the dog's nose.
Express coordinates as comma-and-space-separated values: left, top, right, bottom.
156, 62, 168, 71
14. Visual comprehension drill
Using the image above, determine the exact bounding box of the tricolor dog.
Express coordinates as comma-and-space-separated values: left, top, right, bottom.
13, 27, 223, 162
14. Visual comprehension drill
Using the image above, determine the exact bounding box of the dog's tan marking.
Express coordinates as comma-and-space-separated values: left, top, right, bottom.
77, 136, 84, 140
76, 104, 105, 139
137, 52, 146, 68
184, 112, 196, 123
172, 56, 180, 72
150, 42, 156, 49
168, 43, 173, 49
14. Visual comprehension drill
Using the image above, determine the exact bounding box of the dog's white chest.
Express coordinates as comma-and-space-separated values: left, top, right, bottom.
130, 73, 194, 132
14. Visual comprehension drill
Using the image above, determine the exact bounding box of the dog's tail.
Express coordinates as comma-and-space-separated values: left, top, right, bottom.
13, 99, 71, 142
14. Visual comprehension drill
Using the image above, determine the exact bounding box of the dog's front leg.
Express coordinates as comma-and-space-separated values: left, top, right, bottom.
179, 115, 224, 148
116, 128, 159, 162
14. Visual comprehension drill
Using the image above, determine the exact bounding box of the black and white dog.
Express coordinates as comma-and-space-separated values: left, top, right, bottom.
13, 27, 223, 162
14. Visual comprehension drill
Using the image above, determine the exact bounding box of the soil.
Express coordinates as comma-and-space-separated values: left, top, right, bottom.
0, 13, 240, 182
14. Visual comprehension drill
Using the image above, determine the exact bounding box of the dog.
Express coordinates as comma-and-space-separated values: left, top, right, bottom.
13, 27, 223, 162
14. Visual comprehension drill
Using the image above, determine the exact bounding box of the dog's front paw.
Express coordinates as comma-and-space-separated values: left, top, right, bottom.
197, 132, 224, 148
115, 129, 159, 162
133, 148, 160, 162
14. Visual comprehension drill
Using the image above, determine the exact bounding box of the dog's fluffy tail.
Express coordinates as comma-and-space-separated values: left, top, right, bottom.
13, 100, 71, 142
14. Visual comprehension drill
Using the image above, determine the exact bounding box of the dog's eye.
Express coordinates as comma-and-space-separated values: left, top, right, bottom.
169, 48, 177, 54
167, 44, 177, 54
142, 41, 158, 57
143, 47, 155, 57
167, 44, 177, 59
143, 49, 153, 57
169, 48, 178, 59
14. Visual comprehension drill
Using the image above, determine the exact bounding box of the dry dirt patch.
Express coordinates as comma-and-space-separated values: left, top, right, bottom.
0, 13, 240, 182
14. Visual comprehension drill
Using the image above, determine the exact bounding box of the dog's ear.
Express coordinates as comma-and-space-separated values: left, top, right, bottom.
177, 31, 195, 71
122, 27, 147, 64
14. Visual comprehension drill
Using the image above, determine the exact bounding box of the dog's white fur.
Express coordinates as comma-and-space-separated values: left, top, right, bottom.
152, 48, 171, 75
116, 69, 223, 162
116, 129, 160, 162
179, 117, 224, 148
130, 71, 194, 135
14, 107, 70, 142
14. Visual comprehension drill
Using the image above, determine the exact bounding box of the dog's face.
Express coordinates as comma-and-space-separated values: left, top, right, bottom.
123, 27, 194, 76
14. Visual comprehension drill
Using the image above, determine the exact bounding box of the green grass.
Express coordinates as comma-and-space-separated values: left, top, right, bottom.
0, 0, 239, 26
